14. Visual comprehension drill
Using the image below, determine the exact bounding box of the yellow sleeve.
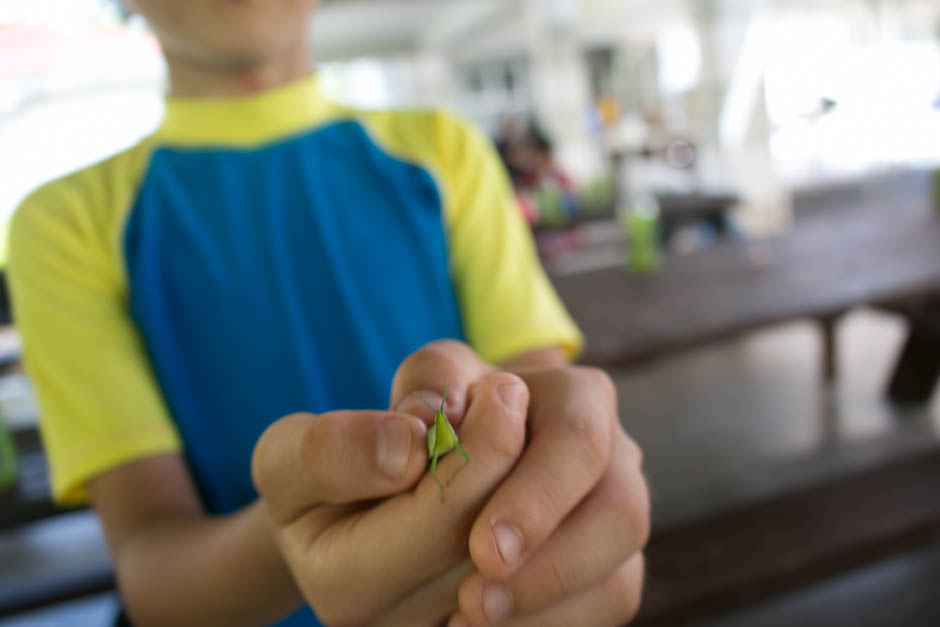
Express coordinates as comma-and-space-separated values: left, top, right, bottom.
434, 113, 584, 364
8, 162, 181, 506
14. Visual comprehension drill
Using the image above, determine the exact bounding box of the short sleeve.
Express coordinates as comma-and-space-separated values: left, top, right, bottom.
436, 114, 584, 364
8, 174, 182, 505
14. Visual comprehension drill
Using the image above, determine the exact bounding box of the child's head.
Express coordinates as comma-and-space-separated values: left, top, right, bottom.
126, 0, 319, 73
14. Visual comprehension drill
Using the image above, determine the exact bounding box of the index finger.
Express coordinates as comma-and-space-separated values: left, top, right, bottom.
468, 367, 617, 580
389, 339, 494, 428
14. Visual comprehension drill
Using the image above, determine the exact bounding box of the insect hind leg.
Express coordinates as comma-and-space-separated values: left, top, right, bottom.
429, 453, 445, 502
447, 443, 470, 486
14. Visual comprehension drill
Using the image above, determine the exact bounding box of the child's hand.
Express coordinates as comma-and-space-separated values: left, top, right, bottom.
390, 340, 649, 627
251, 370, 530, 626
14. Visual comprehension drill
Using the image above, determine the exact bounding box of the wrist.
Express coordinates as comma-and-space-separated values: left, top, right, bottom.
245, 500, 305, 611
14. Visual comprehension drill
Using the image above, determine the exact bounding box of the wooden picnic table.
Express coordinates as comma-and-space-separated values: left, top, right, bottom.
551, 199, 940, 402
0, 428, 77, 531
635, 445, 940, 625
533, 190, 738, 239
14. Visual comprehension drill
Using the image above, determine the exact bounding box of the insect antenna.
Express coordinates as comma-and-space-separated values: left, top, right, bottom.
414, 391, 439, 412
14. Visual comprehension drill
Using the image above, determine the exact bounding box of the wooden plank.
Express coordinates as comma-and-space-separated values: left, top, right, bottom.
0, 428, 111, 619
552, 201, 940, 368
634, 448, 940, 626
0, 429, 84, 531
0, 567, 115, 619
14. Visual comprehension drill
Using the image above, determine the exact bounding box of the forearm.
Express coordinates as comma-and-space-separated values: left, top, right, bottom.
114, 501, 302, 627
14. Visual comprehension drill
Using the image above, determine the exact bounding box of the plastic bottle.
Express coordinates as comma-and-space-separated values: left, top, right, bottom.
620, 190, 661, 274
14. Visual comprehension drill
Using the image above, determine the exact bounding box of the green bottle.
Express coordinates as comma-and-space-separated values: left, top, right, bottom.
933, 168, 940, 212
621, 192, 661, 274
0, 412, 16, 493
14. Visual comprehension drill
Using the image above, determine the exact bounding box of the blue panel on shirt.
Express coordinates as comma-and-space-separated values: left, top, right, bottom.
123, 120, 464, 626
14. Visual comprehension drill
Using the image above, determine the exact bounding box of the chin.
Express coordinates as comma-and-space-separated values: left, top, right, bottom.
191, 26, 306, 72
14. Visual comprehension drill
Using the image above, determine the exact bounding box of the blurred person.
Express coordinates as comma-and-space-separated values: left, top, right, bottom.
497, 120, 578, 228
494, 116, 529, 184
8, 2, 648, 627
495, 117, 541, 225
530, 126, 578, 214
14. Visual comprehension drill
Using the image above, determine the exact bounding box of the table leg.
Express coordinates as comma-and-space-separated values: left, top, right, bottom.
887, 312, 940, 404
819, 314, 840, 383
706, 211, 730, 239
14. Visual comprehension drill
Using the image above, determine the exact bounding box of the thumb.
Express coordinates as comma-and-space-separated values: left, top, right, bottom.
252, 411, 428, 524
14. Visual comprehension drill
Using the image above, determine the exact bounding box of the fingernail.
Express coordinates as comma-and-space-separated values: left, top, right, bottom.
376, 417, 413, 479
492, 521, 524, 567
483, 582, 513, 623
395, 391, 442, 416
497, 382, 527, 411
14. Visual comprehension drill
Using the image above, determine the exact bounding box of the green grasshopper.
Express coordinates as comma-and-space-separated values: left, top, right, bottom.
415, 386, 469, 502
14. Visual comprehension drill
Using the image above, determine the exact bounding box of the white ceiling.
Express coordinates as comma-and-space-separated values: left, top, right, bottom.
309, 0, 729, 62
310, 0, 917, 62
312, 0, 513, 60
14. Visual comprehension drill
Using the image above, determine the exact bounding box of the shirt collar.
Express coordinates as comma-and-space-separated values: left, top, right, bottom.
154, 74, 336, 147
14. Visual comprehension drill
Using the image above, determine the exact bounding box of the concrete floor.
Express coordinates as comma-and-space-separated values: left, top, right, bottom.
1, 307, 938, 626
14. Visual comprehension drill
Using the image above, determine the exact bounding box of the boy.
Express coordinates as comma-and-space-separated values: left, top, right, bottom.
9, 1, 648, 625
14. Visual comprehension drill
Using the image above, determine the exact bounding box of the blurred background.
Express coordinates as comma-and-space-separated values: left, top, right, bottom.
1, 0, 939, 625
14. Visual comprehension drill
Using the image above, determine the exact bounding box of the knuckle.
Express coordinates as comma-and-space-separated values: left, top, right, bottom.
489, 439, 523, 466
477, 373, 527, 459
629, 480, 652, 549
612, 473, 651, 550
250, 426, 275, 493
402, 339, 472, 374
610, 557, 645, 624
298, 418, 348, 493
299, 418, 328, 469
484, 371, 529, 411
304, 568, 379, 627
622, 433, 645, 469
394, 348, 437, 387
564, 410, 609, 470
392, 340, 479, 403
486, 370, 526, 389
576, 366, 617, 405
618, 491, 651, 551
424, 338, 474, 357
250, 413, 304, 494
482, 418, 524, 464
549, 560, 569, 599
544, 553, 584, 601
531, 472, 565, 521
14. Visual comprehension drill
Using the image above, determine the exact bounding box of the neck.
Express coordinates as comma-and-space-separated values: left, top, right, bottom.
165, 39, 311, 99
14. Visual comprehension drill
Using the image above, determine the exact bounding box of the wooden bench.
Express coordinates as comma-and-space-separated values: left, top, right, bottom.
0, 428, 110, 619
634, 447, 940, 625
0, 429, 83, 532
547, 193, 940, 621
551, 199, 940, 402
6, 433, 940, 624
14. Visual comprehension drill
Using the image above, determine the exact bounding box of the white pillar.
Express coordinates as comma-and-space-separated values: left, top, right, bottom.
522, 0, 604, 181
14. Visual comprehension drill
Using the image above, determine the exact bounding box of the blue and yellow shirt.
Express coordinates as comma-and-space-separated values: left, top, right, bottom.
8, 74, 581, 623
